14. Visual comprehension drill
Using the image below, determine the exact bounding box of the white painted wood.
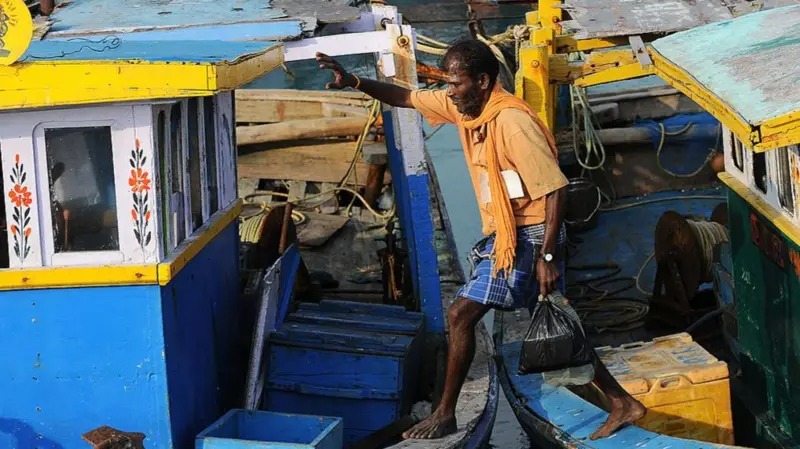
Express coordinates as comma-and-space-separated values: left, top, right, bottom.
283, 31, 393, 62
27, 106, 141, 267
199, 97, 211, 222
181, 99, 194, 240
215, 92, 237, 208
151, 104, 170, 261
130, 104, 159, 263
0, 123, 43, 268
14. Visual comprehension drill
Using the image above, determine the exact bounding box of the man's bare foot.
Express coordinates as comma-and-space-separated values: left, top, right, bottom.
589, 396, 647, 440
403, 411, 457, 440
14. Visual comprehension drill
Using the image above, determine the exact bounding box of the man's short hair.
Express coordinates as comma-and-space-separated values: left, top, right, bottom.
441, 39, 500, 86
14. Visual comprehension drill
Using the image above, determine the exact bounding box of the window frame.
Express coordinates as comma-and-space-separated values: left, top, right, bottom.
32, 114, 138, 267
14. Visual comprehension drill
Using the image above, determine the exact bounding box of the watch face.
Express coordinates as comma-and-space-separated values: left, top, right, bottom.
543, 253, 553, 262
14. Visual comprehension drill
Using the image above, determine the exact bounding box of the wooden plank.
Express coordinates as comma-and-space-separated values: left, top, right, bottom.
561, 0, 733, 39
237, 140, 392, 185
236, 99, 324, 123
236, 89, 370, 103
236, 116, 367, 145
235, 98, 368, 123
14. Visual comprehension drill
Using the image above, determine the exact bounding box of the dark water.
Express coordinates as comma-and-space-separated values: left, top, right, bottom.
247, 2, 533, 447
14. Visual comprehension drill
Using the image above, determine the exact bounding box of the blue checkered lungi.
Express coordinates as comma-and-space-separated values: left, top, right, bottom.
457, 223, 567, 311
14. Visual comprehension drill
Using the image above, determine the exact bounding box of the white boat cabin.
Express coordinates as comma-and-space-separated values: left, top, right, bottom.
0, 93, 238, 269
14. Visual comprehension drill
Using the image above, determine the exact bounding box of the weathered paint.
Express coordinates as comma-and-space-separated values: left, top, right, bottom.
651, 6, 800, 128
726, 186, 800, 440
47, 21, 306, 43
561, 0, 733, 39
0, 284, 172, 448
20, 39, 279, 63
45, 0, 288, 36
383, 112, 444, 334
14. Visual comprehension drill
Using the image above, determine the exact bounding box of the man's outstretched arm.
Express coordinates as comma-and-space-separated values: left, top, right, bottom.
316, 53, 413, 108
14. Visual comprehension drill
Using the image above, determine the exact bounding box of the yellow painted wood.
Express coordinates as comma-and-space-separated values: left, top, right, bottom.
719, 172, 800, 246
0, 0, 33, 66
0, 45, 283, 111
157, 199, 243, 285
756, 111, 800, 152
0, 265, 159, 291
517, 44, 553, 130
573, 62, 654, 87
650, 49, 758, 150
549, 50, 637, 84
554, 35, 629, 53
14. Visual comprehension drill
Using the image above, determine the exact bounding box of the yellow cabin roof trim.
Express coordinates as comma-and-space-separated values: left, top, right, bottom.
0, 45, 284, 111
0, 200, 243, 291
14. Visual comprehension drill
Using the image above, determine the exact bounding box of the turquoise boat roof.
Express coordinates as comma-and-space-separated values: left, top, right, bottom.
20, 39, 279, 64
46, 0, 287, 35
652, 5, 800, 126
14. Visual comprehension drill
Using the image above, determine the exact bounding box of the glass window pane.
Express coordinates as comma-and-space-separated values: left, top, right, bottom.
188, 98, 202, 231
45, 126, 118, 252
204, 96, 219, 215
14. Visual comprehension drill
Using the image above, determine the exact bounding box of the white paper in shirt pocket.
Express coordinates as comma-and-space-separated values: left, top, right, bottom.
479, 170, 525, 204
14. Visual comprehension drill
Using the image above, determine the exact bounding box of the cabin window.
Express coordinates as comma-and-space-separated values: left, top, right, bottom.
204, 96, 219, 217
775, 146, 794, 214
44, 126, 119, 253
188, 98, 203, 231
731, 133, 745, 172
753, 150, 767, 194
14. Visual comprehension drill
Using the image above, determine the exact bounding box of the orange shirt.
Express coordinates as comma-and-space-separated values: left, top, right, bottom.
411, 89, 568, 236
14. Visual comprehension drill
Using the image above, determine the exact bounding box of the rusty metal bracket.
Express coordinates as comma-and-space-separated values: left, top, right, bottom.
82, 426, 145, 449
629, 35, 652, 68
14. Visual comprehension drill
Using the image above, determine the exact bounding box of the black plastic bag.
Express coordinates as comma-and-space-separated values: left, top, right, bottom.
518, 295, 593, 374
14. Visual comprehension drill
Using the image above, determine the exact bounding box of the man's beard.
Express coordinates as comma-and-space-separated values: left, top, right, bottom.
453, 89, 484, 117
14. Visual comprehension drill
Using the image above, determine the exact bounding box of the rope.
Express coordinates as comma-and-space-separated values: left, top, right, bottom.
566, 263, 649, 333
655, 122, 720, 178
687, 219, 729, 278
245, 189, 396, 221
239, 202, 308, 244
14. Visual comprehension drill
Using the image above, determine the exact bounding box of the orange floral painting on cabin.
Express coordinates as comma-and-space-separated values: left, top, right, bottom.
129, 139, 152, 250
8, 154, 32, 263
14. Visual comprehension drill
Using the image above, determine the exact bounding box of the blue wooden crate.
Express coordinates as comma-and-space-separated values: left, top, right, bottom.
265, 320, 422, 445
196, 409, 343, 449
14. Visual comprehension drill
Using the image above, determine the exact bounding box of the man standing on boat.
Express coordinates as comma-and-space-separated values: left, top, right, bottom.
317, 40, 646, 440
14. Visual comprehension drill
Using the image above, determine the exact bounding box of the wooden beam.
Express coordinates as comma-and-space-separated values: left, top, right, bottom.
236, 116, 368, 145
237, 140, 392, 185
235, 99, 368, 123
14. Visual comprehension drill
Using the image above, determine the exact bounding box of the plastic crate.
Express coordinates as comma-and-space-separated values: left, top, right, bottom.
593, 333, 734, 445
196, 409, 343, 449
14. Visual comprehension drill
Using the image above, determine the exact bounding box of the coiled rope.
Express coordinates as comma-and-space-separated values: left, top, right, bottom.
687, 219, 729, 279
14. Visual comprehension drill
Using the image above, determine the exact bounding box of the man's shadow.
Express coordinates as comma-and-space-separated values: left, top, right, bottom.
0, 418, 64, 449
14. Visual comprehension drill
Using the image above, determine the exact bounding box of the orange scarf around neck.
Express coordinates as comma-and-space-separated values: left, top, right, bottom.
461, 85, 559, 278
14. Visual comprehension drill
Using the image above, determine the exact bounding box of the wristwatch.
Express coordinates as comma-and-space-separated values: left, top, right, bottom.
541, 252, 554, 263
